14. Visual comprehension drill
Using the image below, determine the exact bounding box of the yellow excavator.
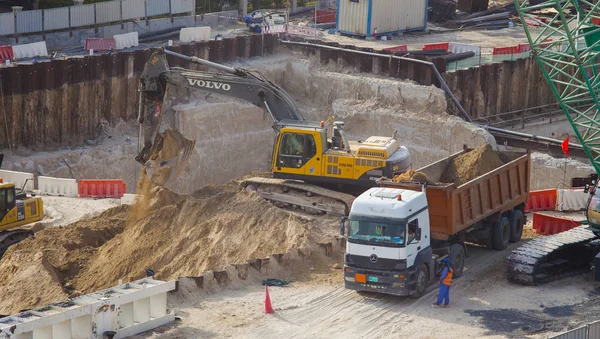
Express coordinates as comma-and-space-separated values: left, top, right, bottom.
0, 153, 44, 258
135, 49, 413, 214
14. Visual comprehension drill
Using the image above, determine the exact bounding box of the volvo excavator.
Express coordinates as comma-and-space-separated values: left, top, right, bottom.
505, 0, 600, 285
135, 49, 412, 215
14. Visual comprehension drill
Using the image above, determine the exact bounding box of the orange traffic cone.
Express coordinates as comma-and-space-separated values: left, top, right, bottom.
265, 285, 274, 314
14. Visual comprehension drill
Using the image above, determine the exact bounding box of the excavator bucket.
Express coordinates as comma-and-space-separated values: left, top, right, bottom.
143, 129, 196, 186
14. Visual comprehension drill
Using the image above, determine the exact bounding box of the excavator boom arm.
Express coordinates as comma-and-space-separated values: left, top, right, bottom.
136, 49, 304, 167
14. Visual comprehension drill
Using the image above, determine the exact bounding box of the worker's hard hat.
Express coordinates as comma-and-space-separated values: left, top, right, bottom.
442, 258, 450, 265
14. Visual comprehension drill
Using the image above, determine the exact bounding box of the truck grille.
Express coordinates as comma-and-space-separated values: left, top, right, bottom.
345, 254, 405, 270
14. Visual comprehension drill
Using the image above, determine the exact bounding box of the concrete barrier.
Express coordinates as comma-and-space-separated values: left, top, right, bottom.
114, 31, 139, 50
0, 278, 176, 339
0, 169, 34, 191
556, 188, 589, 211
449, 42, 481, 56
180, 26, 211, 42
38, 176, 78, 197
11, 41, 49, 59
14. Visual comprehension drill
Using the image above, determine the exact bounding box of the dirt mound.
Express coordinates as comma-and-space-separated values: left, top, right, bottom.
0, 206, 128, 313
440, 144, 505, 186
0, 180, 338, 314
393, 169, 430, 183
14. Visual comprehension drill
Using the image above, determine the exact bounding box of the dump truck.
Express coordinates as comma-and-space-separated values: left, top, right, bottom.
341, 148, 531, 297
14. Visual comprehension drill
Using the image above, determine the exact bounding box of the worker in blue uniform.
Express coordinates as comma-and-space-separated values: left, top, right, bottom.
432, 258, 453, 308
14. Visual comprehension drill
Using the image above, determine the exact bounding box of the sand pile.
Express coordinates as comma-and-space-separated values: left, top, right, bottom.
0, 179, 336, 314
393, 169, 430, 183
0, 206, 128, 314
439, 144, 505, 186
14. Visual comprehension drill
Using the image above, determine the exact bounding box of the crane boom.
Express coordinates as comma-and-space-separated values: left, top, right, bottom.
514, 0, 600, 178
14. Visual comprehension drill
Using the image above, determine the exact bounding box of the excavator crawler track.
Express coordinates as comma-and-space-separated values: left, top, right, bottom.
506, 226, 599, 285
241, 177, 356, 216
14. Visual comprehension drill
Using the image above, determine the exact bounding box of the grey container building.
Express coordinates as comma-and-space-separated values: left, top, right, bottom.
336, 0, 428, 38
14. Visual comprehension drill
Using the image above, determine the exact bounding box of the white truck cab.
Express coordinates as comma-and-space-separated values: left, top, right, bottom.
342, 186, 455, 297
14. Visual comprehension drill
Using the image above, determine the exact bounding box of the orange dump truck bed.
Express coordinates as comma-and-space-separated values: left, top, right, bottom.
378, 149, 530, 237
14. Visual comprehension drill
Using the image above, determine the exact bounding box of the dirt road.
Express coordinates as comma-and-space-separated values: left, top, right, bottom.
134, 241, 600, 339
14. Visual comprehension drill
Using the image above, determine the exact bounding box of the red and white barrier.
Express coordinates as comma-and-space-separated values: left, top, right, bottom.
84, 38, 117, 52
423, 42, 449, 51
79, 179, 126, 198
263, 25, 286, 34
382, 45, 408, 53
532, 212, 581, 235
0, 45, 14, 63
525, 188, 558, 212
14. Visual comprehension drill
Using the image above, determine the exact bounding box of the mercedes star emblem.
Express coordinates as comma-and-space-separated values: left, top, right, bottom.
370, 254, 378, 263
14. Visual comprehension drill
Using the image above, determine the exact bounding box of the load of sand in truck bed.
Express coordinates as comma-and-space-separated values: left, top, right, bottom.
0, 177, 339, 314
393, 144, 506, 186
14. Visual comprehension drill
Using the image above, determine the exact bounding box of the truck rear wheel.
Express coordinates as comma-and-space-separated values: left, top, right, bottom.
493, 217, 511, 250
449, 244, 465, 278
411, 264, 428, 298
509, 209, 524, 243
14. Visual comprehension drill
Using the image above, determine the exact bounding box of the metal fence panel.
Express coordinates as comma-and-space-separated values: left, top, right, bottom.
171, 0, 195, 14
146, 0, 170, 16
95, 1, 121, 24
43, 7, 70, 31
16, 10, 43, 34
70, 3, 95, 28
122, 0, 145, 20
588, 321, 600, 339
549, 326, 587, 339
0, 13, 15, 36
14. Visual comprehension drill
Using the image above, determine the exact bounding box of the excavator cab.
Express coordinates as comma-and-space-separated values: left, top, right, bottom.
0, 184, 16, 225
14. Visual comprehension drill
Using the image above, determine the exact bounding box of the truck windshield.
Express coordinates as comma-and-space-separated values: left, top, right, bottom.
348, 219, 406, 245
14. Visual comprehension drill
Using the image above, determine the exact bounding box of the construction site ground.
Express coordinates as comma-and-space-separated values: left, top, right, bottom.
133, 226, 600, 339
2, 46, 599, 338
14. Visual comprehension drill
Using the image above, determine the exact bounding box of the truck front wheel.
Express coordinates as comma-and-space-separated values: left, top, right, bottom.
493, 216, 511, 250
411, 264, 428, 298
449, 244, 465, 278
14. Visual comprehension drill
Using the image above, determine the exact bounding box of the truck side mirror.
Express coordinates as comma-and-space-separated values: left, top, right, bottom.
585, 184, 590, 194
340, 216, 348, 236
416, 228, 422, 241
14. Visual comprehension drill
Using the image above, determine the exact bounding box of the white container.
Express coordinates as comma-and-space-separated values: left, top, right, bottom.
336, 0, 427, 37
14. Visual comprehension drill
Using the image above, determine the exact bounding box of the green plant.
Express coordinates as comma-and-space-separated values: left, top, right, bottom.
38, 0, 74, 9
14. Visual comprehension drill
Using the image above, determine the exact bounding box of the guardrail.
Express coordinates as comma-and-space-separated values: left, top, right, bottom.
0, 0, 195, 37
0, 278, 176, 339
2, 169, 127, 198
38, 176, 78, 197
550, 321, 600, 339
